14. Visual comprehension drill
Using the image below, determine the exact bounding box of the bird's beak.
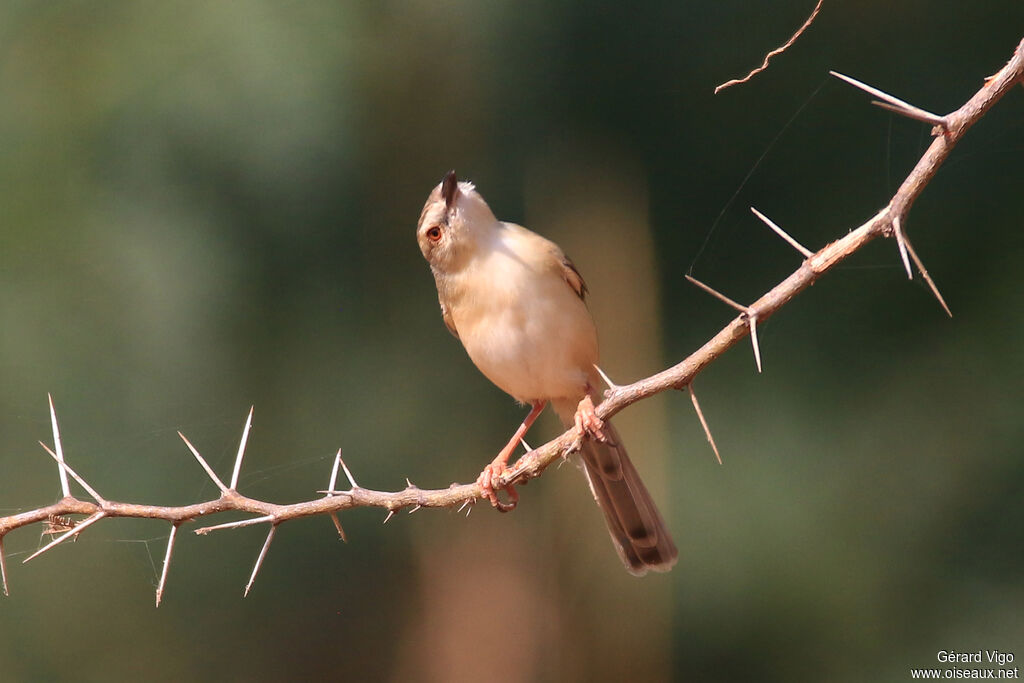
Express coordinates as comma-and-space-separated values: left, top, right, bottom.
442, 169, 458, 209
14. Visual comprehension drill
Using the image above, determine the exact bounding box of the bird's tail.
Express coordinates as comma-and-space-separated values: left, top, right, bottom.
555, 402, 678, 575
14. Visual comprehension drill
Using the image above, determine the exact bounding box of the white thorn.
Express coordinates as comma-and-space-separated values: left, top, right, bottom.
244, 525, 277, 597
521, 438, 533, 453
383, 509, 396, 525
592, 364, 620, 390
194, 515, 275, 535
748, 314, 763, 373
0, 537, 8, 597
326, 449, 342, 494
178, 432, 229, 493
339, 457, 359, 489
23, 512, 104, 563
38, 442, 105, 505
893, 215, 913, 280
689, 384, 723, 465
155, 524, 179, 607
47, 394, 71, 498
408, 505, 421, 514
230, 407, 254, 491
457, 500, 470, 513
330, 513, 347, 542
750, 207, 814, 258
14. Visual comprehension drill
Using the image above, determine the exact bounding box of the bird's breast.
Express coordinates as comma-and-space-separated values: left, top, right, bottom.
446, 245, 598, 404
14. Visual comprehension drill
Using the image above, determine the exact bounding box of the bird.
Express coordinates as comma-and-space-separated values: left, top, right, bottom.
415, 170, 677, 575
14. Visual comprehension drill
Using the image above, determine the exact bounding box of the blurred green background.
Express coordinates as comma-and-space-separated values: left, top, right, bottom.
0, 2, 1021, 681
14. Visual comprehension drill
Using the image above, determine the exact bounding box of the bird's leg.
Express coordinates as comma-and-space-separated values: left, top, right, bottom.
573, 394, 608, 443
478, 400, 546, 511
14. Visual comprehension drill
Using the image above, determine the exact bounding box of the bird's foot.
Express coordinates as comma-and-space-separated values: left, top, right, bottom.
477, 457, 519, 513
573, 395, 608, 442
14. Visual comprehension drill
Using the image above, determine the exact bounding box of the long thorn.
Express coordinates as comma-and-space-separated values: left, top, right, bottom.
178, 432, 229, 493
593, 364, 620, 390
383, 509, 396, 525
23, 512, 104, 563
751, 207, 814, 258
870, 100, 948, 129
685, 275, 747, 313
829, 71, 947, 129
408, 505, 421, 514
329, 513, 347, 542
194, 515, 275, 535
155, 524, 179, 608
327, 449, 342, 493
0, 537, 8, 596
244, 525, 277, 597
230, 407, 254, 491
38, 443, 105, 504
47, 394, 71, 498
904, 238, 953, 317
339, 457, 359, 489
688, 385, 722, 465
748, 314, 763, 373
893, 215, 913, 280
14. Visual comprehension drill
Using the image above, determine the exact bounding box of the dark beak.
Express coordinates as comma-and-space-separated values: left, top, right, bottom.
441, 169, 458, 209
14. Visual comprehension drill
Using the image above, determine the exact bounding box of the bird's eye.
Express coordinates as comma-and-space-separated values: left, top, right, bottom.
426, 226, 442, 242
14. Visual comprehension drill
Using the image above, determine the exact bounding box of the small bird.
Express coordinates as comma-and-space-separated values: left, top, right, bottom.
416, 170, 677, 575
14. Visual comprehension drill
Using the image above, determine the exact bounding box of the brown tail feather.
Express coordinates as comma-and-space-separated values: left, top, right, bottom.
562, 409, 677, 575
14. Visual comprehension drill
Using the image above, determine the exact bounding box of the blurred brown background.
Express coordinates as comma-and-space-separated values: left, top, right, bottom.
0, 2, 1021, 681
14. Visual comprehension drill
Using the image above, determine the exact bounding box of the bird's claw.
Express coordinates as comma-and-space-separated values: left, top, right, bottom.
477, 462, 519, 512
573, 395, 608, 442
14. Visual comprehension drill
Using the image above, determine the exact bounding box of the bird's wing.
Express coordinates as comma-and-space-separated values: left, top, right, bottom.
559, 254, 588, 300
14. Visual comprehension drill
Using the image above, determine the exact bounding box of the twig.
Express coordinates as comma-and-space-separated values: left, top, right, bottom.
0, 37, 1021, 601
715, 0, 824, 94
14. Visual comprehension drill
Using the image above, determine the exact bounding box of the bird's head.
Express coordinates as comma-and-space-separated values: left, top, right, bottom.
416, 170, 497, 272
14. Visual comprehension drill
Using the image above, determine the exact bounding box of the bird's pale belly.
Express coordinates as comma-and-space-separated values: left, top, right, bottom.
456, 298, 597, 404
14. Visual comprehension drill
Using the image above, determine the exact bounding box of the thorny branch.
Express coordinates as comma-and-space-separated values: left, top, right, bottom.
1, 38, 1022, 604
